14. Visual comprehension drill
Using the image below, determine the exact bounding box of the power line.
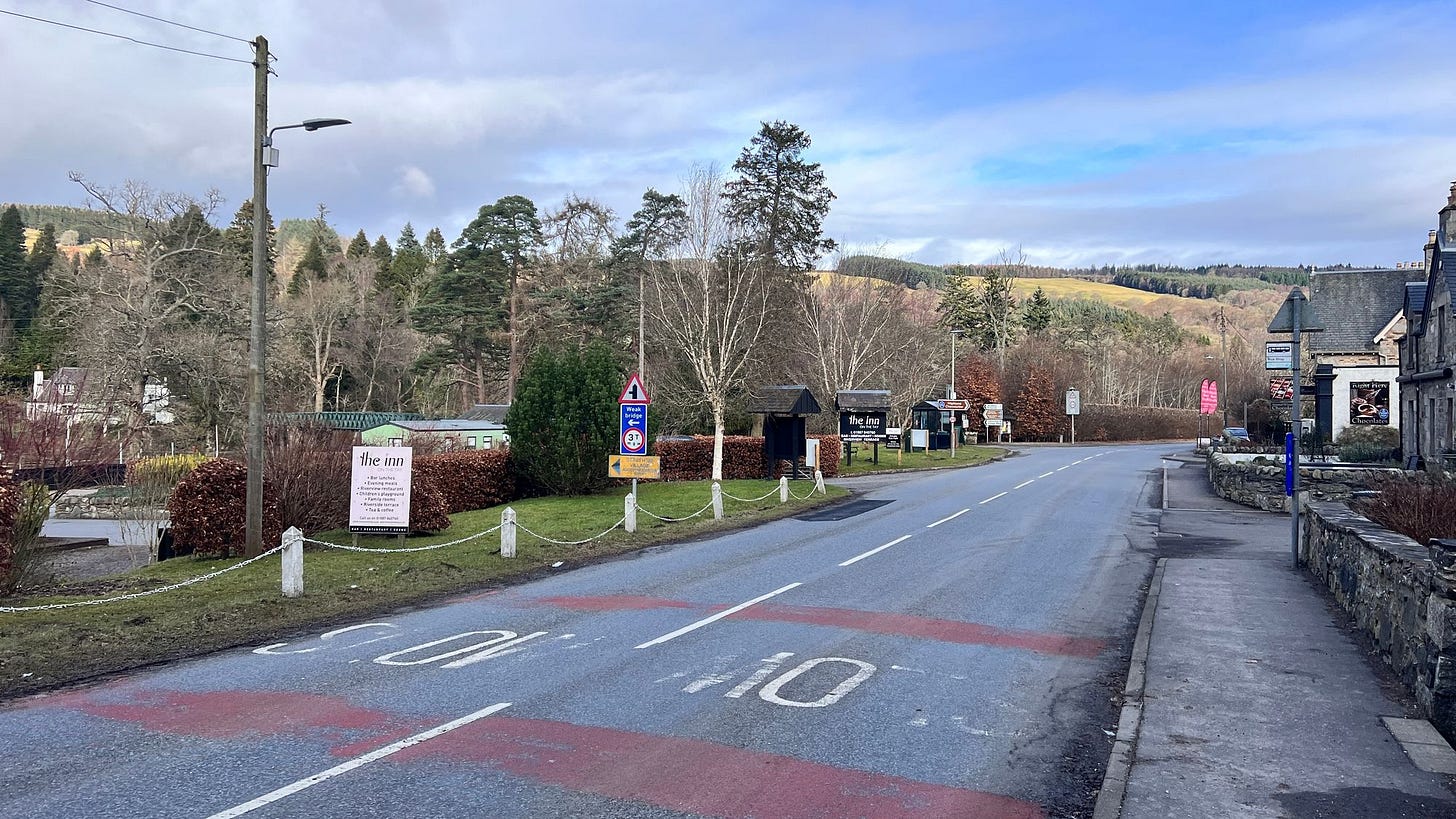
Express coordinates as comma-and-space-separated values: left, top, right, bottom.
0, 7, 252, 64
81, 0, 251, 45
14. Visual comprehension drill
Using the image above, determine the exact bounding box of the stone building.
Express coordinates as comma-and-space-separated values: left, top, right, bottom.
1306, 268, 1412, 441
1396, 182, 1456, 469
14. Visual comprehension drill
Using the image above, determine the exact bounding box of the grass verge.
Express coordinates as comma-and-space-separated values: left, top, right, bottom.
0, 479, 845, 701
837, 444, 1002, 475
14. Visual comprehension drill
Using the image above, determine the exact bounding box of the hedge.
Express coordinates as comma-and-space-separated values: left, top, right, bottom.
656, 435, 841, 481
0, 472, 20, 584
1070, 404, 1200, 442
415, 450, 516, 514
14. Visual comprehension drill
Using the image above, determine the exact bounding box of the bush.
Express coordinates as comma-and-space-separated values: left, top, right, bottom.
1335, 425, 1400, 464
407, 471, 451, 533
127, 454, 208, 487
1073, 404, 1200, 441
0, 473, 20, 591
1357, 474, 1456, 544
656, 435, 841, 481
506, 343, 621, 496
416, 449, 516, 513
168, 459, 282, 559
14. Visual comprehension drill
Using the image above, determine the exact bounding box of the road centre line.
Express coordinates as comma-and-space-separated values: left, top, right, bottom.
1038, 471, 1054, 478
839, 535, 913, 566
979, 492, 1007, 505
926, 509, 970, 528
635, 583, 803, 649
1013, 480, 1034, 490
206, 702, 512, 818
1056, 465, 1071, 471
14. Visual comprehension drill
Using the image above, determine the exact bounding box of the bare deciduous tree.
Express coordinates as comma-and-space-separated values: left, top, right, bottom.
646, 166, 769, 480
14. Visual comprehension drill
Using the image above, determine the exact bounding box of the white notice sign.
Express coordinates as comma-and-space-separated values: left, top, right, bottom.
350, 446, 413, 534
1265, 342, 1293, 370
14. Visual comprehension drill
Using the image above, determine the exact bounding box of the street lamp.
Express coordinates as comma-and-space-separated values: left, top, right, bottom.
949, 329, 964, 458
245, 34, 351, 556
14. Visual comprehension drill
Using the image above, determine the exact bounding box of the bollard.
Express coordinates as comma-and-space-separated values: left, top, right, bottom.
281, 526, 304, 598
814, 470, 825, 495
501, 507, 517, 558
712, 482, 723, 520
779, 476, 789, 503
625, 492, 637, 533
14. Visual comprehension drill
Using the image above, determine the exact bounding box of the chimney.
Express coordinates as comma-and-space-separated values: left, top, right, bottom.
32, 367, 43, 400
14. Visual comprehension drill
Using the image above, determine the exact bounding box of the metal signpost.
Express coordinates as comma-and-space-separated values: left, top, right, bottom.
1065, 388, 1080, 443
1267, 288, 1323, 569
617, 373, 652, 497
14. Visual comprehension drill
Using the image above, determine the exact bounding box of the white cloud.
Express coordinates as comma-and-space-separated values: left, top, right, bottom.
392, 165, 435, 199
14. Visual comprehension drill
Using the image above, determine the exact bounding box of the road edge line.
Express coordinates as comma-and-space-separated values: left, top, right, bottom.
1092, 557, 1165, 819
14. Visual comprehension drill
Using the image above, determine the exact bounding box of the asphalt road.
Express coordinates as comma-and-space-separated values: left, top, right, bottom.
0, 444, 1169, 818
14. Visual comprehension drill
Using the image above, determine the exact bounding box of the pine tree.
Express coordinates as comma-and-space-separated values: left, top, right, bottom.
724, 120, 837, 271
0, 205, 28, 330
383, 222, 427, 301
17, 223, 59, 328
370, 235, 393, 269
1023, 286, 1054, 335
422, 227, 447, 267
294, 235, 328, 285
346, 229, 370, 259
221, 199, 276, 278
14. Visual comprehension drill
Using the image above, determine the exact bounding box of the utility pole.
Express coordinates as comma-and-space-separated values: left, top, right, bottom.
1217, 305, 1229, 430
244, 35, 269, 557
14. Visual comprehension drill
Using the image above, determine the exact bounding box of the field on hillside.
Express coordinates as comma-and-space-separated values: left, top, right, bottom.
817, 269, 1201, 309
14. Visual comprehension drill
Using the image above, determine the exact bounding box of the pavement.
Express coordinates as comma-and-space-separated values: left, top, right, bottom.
1098, 454, 1456, 818
36, 517, 157, 582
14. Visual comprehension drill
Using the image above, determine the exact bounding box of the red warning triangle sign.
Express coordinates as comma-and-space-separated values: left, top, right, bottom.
619, 372, 651, 404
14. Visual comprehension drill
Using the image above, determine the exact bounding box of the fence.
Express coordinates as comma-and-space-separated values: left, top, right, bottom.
0, 475, 825, 611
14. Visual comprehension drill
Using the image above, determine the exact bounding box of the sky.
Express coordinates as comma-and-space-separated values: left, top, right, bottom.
1, 0, 1454, 268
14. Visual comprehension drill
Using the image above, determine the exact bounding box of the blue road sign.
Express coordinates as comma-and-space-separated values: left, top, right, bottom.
1284, 432, 1294, 496
620, 404, 647, 455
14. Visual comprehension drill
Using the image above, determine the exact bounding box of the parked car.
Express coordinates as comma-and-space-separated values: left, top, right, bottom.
1221, 427, 1251, 444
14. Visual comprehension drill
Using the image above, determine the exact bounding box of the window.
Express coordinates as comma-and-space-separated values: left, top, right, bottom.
389, 437, 403, 447
466, 436, 477, 449
482, 438, 493, 450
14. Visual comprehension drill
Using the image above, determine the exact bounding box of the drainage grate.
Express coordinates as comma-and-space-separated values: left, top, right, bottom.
795, 499, 894, 522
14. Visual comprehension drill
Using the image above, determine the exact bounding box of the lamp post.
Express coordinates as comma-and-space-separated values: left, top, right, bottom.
949, 329, 964, 458
245, 34, 351, 557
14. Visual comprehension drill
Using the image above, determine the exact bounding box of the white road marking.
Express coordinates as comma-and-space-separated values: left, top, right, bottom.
724, 652, 795, 698
926, 509, 969, 528
635, 584, 802, 649
1013, 480, 1034, 490
978, 492, 1007, 504
206, 703, 511, 818
839, 535, 912, 566
758, 657, 877, 708
1038, 471, 1054, 478
1056, 465, 1071, 471
441, 631, 549, 669
253, 623, 398, 656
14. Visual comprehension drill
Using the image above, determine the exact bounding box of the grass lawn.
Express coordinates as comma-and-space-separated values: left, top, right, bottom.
836, 444, 1003, 475
0, 479, 845, 700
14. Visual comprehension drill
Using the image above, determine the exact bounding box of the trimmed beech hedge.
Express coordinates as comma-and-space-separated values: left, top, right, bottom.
656, 435, 841, 481
0, 471, 21, 583
416, 450, 516, 514
1072, 404, 1200, 442
168, 459, 282, 559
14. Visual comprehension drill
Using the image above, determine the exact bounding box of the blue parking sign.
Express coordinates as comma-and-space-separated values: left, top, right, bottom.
620, 404, 647, 455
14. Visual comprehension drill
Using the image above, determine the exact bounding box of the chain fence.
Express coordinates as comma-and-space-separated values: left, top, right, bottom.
636, 498, 716, 523
719, 485, 780, 503
303, 525, 503, 554
0, 544, 285, 613
515, 517, 627, 546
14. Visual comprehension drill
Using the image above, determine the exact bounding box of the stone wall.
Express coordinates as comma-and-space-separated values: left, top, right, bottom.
52, 488, 161, 520
1206, 452, 1399, 512
1302, 502, 1456, 742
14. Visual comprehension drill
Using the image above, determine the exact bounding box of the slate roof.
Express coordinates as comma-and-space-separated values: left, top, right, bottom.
1405, 282, 1428, 318
834, 390, 891, 412
1307, 269, 1414, 352
276, 411, 424, 431
32, 367, 90, 403
747, 386, 821, 415
458, 404, 511, 424
1412, 233, 1456, 338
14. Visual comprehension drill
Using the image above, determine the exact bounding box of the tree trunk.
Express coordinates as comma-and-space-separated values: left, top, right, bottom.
507, 266, 520, 402
711, 399, 725, 481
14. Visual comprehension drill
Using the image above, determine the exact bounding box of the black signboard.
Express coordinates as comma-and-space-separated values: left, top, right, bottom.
1348, 381, 1390, 425
839, 411, 888, 441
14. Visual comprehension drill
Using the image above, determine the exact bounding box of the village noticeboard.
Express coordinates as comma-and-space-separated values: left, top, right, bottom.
349, 446, 413, 535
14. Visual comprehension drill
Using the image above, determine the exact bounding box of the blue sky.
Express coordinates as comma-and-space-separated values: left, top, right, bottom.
1, 0, 1453, 267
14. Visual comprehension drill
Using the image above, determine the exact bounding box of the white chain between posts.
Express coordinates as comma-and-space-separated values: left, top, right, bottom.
789, 483, 819, 501
719, 485, 780, 503
515, 516, 626, 546
303, 524, 504, 554
636, 499, 716, 523
0, 544, 286, 613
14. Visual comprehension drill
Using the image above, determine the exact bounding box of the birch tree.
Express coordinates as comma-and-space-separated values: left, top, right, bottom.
646, 166, 769, 480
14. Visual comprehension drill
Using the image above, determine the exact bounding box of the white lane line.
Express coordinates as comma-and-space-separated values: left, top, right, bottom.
839, 535, 913, 566
926, 509, 970, 528
1038, 471, 1055, 478
635, 583, 802, 649
1056, 465, 1071, 471
978, 491, 1007, 505
1013, 480, 1034, 490
207, 702, 511, 818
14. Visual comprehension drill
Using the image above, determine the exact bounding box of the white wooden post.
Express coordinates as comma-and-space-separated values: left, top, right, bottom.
281, 526, 303, 598
779, 476, 789, 503
625, 492, 637, 533
501, 507, 516, 558
814, 470, 825, 495
712, 482, 723, 520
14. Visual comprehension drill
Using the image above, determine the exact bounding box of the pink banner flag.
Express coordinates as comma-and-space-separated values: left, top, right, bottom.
1199, 379, 1219, 415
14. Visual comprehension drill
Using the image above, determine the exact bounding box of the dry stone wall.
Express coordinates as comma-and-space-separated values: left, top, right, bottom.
1206, 452, 1398, 512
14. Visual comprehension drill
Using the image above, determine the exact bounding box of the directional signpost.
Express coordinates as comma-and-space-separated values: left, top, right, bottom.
616, 373, 654, 494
